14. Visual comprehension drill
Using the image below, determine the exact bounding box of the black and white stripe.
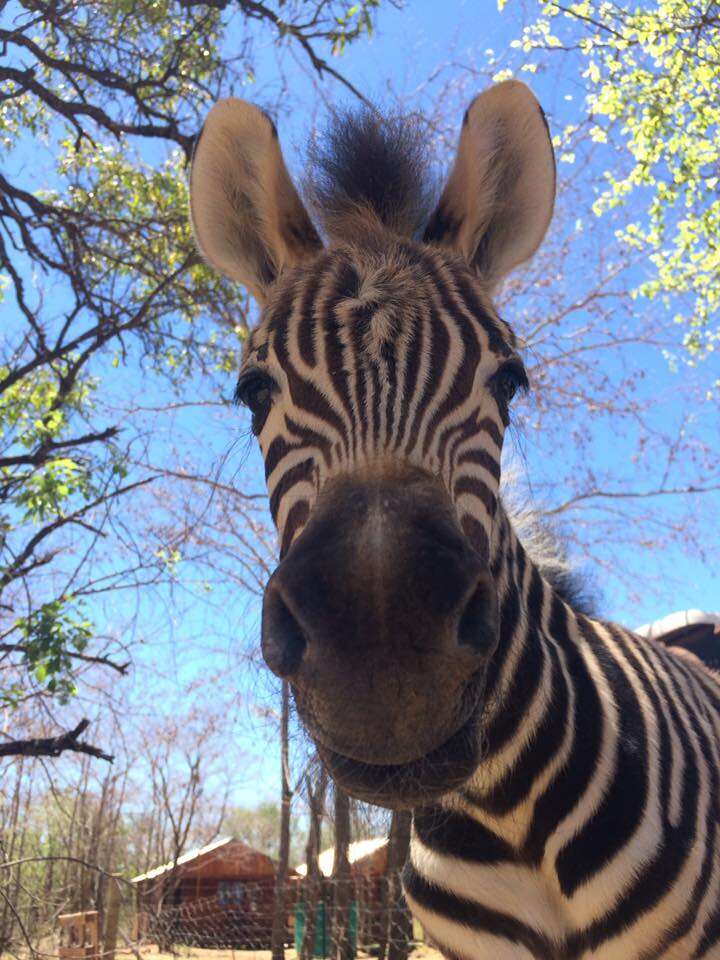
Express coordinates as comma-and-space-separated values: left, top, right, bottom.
247, 245, 513, 560
189, 84, 719, 958
246, 247, 720, 957
404, 520, 720, 958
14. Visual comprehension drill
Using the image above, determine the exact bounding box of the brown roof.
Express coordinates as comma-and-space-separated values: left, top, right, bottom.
131, 836, 278, 884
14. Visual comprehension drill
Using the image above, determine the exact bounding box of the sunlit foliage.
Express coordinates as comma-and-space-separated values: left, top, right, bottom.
505, 1, 719, 375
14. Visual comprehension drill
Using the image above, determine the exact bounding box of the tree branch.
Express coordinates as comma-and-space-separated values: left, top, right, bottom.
0, 643, 129, 675
0, 426, 119, 469
0, 718, 113, 762
545, 483, 720, 516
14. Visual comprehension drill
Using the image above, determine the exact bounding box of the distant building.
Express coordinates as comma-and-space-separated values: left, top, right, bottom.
296, 837, 389, 880
131, 835, 293, 948
636, 610, 720, 670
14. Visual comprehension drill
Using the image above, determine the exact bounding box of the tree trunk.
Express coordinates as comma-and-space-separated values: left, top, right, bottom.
271, 681, 292, 960
0, 761, 24, 951
300, 767, 327, 960
382, 812, 412, 960
103, 877, 121, 960
330, 789, 353, 960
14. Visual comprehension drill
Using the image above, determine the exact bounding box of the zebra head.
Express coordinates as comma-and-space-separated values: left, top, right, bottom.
190, 81, 556, 807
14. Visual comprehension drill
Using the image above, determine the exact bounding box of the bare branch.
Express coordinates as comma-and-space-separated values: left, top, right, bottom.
0, 718, 113, 762
545, 483, 720, 516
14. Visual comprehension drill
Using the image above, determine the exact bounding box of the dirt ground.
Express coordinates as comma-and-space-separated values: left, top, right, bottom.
138, 946, 443, 960
7, 945, 443, 960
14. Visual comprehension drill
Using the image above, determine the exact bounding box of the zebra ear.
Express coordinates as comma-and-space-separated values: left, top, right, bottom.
423, 80, 555, 289
190, 99, 322, 303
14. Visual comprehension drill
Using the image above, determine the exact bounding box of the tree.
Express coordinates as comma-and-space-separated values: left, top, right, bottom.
504, 0, 720, 379
300, 767, 328, 960
330, 788, 353, 960
0, 0, 394, 756
0, 754, 131, 953
384, 812, 411, 960
223, 799, 301, 865
0, 699, 236, 955
271, 681, 292, 960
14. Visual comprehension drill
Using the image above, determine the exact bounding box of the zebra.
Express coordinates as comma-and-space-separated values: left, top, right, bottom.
188, 81, 720, 959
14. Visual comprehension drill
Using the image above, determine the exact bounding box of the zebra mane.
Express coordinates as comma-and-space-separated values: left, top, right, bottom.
306, 108, 437, 241
502, 494, 599, 617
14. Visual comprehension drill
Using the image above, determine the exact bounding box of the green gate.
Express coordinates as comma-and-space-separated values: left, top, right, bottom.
294, 900, 358, 958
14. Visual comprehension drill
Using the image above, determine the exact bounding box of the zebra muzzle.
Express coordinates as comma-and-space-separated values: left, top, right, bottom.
260, 464, 498, 800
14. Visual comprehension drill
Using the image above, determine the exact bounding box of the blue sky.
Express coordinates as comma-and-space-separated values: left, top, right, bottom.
5, 0, 718, 811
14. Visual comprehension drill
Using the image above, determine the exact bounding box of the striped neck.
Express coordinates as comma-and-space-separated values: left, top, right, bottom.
456, 503, 583, 844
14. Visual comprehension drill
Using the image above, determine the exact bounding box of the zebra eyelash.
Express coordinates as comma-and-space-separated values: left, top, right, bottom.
492, 360, 530, 406
233, 368, 277, 407
233, 368, 279, 436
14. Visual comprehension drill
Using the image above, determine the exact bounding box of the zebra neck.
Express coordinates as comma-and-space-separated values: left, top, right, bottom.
484, 503, 562, 726
457, 504, 584, 840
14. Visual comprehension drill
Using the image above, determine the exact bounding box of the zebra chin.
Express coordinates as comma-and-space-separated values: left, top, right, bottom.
260, 462, 499, 806
310, 699, 484, 809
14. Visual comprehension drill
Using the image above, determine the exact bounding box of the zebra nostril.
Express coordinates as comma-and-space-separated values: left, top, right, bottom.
262, 587, 308, 678
456, 573, 498, 655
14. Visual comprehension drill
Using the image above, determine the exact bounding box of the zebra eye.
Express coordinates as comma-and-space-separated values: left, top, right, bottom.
493, 362, 529, 407
234, 370, 277, 434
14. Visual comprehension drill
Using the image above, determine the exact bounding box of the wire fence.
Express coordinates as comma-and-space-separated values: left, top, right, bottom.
3, 872, 422, 960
